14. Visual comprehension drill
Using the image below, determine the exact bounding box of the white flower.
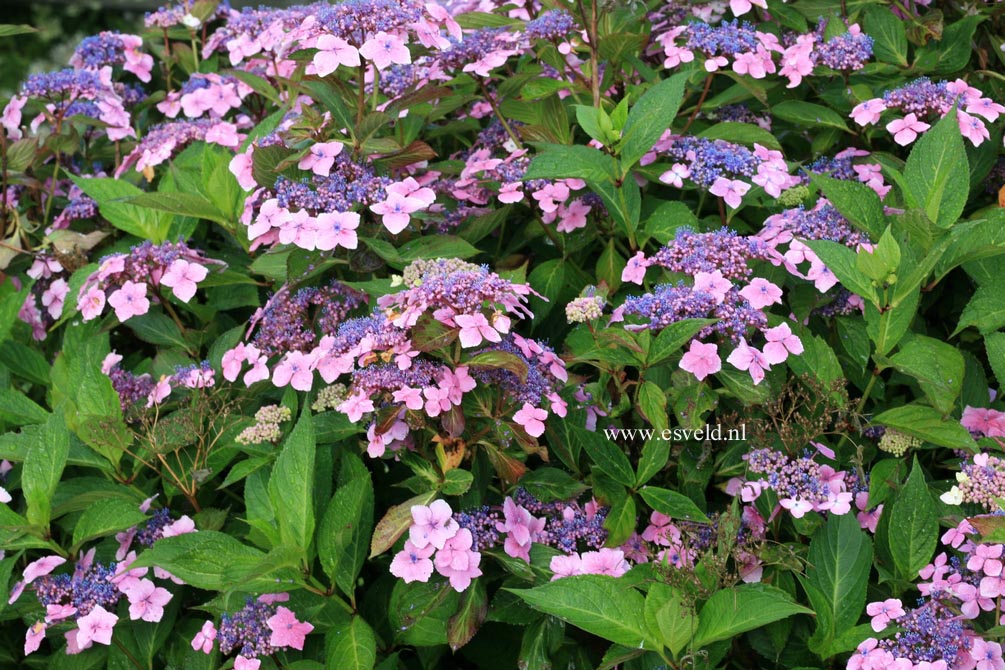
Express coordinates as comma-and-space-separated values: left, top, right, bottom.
940, 486, 963, 505
181, 14, 202, 28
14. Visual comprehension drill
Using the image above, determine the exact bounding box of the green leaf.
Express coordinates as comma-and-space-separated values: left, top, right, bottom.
129, 531, 266, 591
441, 469, 473, 496
888, 335, 964, 414
591, 178, 642, 237
269, 412, 316, 554
127, 312, 188, 349
692, 584, 813, 648
396, 235, 480, 262
809, 173, 884, 240
635, 439, 669, 487
803, 514, 873, 658
465, 350, 529, 383
127, 192, 229, 224
620, 73, 688, 169
0, 389, 48, 426
72, 498, 147, 549
389, 579, 460, 646
864, 6, 908, 65
785, 334, 844, 397
448, 580, 488, 650
643, 200, 697, 246
865, 287, 919, 356
525, 144, 616, 182
528, 259, 565, 322
772, 101, 849, 132
698, 122, 781, 150
325, 616, 376, 670
636, 381, 668, 432
22, 414, 69, 528
578, 425, 635, 486
0, 24, 38, 37
638, 486, 709, 523
986, 333, 1005, 390
932, 214, 1005, 283
370, 490, 437, 558
596, 240, 626, 294
318, 458, 374, 598
887, 457, 938, 579
603, 495, 637, 547
914, 15, 981, 74
904, 109, 969, 229
518, 468, 587, 502
954, 276, 1005, 335
644, 583, 695, 657
802, 240, 879, 305
872, 403, 978, 451
509, 575, 655, 649
69, 176, 172, 242
647, 318, 717, 366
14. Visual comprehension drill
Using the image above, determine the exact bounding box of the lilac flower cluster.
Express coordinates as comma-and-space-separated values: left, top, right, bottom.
512, 488, 609, 553
639, 505, 767, 581
15, 543, 178, 657
77, 240, 223, 323
654, 17, 874, 87
702, 103, 772, 130
69, 32, 153, 82
620, 281, 766, 342
524, 11, 576, 42
273, 159, 390, 213
102, 351, 216, 415
244, 281, 367, 357
738, 447, 853, 518
642, 227, 768, 280
848, 519, 1005, 670
804, 147, 890, 197
221, 259, 566, 452
617, 227, 800, 383
14, 68, 134, 141
391, 494, 619, 591
940, 453, 1005, 509
813, 23, 874, 71
758, 200, 874, 295
643, 134, 800, 208
194, 594, 313, 670
117, 118, 244, 176
852, 77, 1004, 147
315, 0, 425, 39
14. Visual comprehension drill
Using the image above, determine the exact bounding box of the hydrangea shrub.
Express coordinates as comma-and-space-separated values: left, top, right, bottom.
1, 0, 1005, 668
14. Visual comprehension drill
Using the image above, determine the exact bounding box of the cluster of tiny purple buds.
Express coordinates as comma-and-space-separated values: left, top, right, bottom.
103, 351, 215, 415
639, 227, 768, 280
848, 520, 1005, 670
619, 282, 766, 342
246, 281, 367, 357
942, 453, 1005, 509
758, 200, 875, 294
524, 10, 576, 42
740, 447, 853, 518
217, 598, 280, 659
511, 488, 610, 553
69, 31, 153, 82
76, 240, 223, 323
32, 558, 121, 618
812, 22, 874, 71
116, 118, 246, 176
